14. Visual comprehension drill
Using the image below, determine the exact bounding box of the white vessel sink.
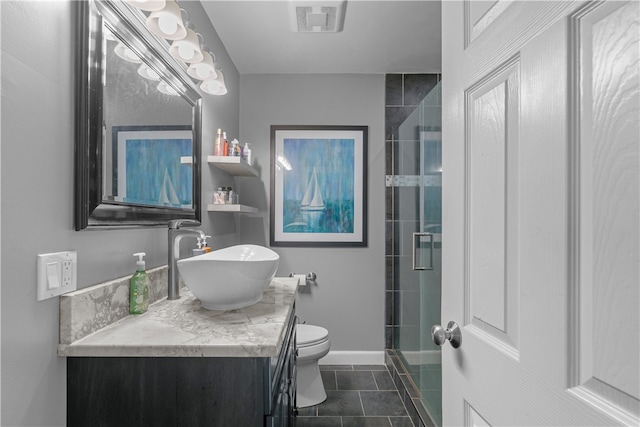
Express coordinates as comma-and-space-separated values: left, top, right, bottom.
177, 244, 279, 310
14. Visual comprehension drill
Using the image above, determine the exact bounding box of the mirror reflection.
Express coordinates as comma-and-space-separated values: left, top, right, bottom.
103, 24, 194, 208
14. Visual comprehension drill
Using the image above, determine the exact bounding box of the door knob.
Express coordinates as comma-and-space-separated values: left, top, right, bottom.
431, 321, 462, 348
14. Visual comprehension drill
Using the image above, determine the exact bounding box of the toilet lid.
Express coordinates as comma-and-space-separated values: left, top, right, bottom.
296, 324, 329, 347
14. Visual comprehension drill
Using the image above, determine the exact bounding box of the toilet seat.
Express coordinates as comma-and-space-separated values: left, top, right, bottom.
296, 324, 329, 348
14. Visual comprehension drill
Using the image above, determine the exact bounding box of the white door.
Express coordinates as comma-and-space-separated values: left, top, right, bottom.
441, 1, 639, 425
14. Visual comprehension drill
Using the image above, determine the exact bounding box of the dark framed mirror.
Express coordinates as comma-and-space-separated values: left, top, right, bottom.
75, 0, 202, 230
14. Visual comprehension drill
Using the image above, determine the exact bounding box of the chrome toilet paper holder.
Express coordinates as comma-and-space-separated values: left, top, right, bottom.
289, 272, 317, 283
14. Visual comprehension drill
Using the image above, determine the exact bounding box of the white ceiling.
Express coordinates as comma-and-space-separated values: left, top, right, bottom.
200, 1, 442, 74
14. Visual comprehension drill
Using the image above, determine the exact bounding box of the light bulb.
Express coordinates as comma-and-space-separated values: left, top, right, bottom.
194, 63, 213, 79
169, 26, 202, 63
138, 64, 160, 81
178, 44, 195, 61
158, 15, 178, 36
114, 43, 142, 63
158, 81, 178, 96
187, 50, 217, 81
200, 78, 222, 94
124, 48, 139, 62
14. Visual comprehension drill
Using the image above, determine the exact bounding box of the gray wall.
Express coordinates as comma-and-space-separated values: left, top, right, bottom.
0, 1, 240, 425
237, 74, 386, 352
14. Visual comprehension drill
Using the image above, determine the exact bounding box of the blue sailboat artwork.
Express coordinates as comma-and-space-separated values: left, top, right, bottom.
124, 137, 192, 207
282, 137, 355, 234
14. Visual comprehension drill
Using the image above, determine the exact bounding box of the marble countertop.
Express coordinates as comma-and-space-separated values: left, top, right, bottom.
58, 277, 298, 358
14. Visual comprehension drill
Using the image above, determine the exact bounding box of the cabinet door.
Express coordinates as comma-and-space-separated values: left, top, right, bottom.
265, 379, 286, 427
287, 326, 297, 425
265, 313, 297, 427
68, 357, 263, 426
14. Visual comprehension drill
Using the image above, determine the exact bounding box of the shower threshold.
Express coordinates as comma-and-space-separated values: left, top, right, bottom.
385, 349, 438, 427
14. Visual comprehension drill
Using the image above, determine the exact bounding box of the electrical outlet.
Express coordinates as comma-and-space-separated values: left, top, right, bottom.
37, 251, 77, 301
62, 260, 73, 287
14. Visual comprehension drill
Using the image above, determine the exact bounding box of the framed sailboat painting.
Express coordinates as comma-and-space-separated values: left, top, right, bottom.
112, 125, 193, 208
270, 125, 368, 247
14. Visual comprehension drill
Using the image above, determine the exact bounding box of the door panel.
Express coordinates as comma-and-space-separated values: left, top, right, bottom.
442, 1, 639, 425
465, 0, 514, 48
466, 59, 520, 355
573, 1, 640, 421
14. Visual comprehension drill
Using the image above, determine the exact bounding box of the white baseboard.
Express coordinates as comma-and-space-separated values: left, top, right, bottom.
319, 351, 386, 365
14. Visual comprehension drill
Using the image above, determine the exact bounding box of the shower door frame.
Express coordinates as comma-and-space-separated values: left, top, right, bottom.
389, 81, 442, 427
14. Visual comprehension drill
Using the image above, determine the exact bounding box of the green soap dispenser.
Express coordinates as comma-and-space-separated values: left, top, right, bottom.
130, 252, 149, 314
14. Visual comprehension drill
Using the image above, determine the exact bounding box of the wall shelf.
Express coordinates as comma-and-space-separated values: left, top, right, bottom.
207, 156, 258, 177
207, 204, 258, 213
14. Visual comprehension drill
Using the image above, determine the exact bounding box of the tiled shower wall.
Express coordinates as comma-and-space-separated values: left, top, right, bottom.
384, 73, 441, 427
384, 73, 441, 349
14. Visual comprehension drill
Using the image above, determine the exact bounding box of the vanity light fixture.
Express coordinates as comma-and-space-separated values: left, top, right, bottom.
169, 23, 203, 63
146, 0, 186, 40
129, 0, 227, 95
200, 65, 227, 95
187, 47, 217, 80
114, 42, 142, 63
137, 63, 161, 81
125, 0, 166, 12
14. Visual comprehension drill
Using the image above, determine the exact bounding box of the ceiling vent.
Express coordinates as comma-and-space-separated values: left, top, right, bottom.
289, 1, 347, 33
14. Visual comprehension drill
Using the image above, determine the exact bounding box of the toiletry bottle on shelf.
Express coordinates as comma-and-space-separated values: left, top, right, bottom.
231, 139, 240, 156
130, 252, 149, 315
243, 143, 252, 165
213, 187, 225, 204
223, 186, 232, 203
202, 236, 212, 253
223, 132, 229, 156
192, 237, 205, 256
214, 128, 223, 156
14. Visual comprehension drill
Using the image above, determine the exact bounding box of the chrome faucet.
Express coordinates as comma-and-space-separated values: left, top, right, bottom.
168, 219, 205, 300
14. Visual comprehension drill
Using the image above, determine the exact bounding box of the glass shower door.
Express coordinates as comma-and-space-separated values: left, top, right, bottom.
394, 82, 442, 425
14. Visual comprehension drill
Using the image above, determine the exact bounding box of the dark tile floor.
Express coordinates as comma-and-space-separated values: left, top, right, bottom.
296, 365, 415, 427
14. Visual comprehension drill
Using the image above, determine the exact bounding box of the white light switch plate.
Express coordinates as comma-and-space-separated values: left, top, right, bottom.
37, 251, 77, 301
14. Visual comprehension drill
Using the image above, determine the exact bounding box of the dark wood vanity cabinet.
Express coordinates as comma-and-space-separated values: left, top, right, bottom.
265, 312, 297, 427
67, 312, 297, 427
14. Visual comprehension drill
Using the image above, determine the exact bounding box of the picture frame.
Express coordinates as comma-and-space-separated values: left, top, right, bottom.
270, 125, 368, 247
112, 125, 193, 208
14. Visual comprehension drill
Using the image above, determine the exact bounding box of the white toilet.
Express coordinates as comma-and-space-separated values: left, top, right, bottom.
296, 324, 331, 408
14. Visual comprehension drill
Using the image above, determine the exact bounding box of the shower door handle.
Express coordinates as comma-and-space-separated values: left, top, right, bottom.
412, 232, 434, 270
431, 321, 462, 348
